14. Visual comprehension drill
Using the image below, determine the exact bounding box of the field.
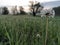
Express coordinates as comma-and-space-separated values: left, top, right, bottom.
0, 15, 60, 45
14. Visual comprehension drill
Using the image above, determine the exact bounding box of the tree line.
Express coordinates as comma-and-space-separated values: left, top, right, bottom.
53, 6, 60, 16
1, 1, 60, 16
1, 6, 26, 15
1, 1, 43, 16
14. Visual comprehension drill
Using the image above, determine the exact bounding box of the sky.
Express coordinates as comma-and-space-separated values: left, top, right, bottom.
0, 0, 59, 12
0, 0, 59, 6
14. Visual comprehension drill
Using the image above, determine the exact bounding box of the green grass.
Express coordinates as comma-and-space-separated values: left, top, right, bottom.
0, 15, 59, 45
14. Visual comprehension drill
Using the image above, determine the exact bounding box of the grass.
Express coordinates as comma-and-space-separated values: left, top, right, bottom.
0, 15, 59, 45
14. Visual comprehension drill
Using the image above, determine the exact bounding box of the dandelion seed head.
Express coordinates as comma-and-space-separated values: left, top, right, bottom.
36, 34, 40, 37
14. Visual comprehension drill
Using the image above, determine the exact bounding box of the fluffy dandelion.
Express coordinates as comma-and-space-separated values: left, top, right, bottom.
40, 8, 55, 18
36, 34, 41, 38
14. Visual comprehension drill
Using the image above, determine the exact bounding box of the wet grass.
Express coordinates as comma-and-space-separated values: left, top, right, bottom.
0, 15, 59, 45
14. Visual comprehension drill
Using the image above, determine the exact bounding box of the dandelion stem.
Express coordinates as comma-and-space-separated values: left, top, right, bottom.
45, 15, 48, 45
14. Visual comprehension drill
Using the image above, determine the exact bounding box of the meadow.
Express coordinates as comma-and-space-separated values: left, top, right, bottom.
0, 15, 59, 45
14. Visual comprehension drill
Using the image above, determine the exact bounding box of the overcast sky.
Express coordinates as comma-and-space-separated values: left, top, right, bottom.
0, 0, 59, 6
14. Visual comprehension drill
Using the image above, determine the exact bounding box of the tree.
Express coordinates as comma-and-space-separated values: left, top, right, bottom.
29, 1, 43, 16
11, 6, 18, 15
2, 7, 9, 15
19, 6, 26, 15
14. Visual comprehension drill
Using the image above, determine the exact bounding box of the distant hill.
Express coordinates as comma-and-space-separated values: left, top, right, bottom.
42, 1, 60, 8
